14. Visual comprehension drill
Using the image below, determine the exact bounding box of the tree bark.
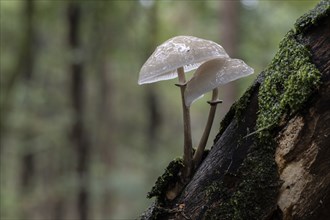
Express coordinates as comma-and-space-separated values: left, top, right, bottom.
141, 1, 330, 219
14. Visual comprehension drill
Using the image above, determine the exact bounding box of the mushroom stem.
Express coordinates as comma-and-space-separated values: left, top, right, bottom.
177, 66, 186, 85
176, 67, 193, 180
193, 88, 221, 169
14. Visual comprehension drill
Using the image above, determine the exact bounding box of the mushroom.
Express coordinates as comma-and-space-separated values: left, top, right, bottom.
138, 36, 229, 85
138, 36, 229, 180
184, 58, 254, 169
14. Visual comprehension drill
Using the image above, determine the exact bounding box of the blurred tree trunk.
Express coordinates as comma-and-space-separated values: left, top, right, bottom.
144, 2, 162, 151
90, 2, 115, 217
218, 0, 240, 118
19, 0, 36, 218
92, 2, 114, 167
20, 0, 35, 187
67, 3, 90, 220
0, 0, 36, 148
141, 3, 330, 219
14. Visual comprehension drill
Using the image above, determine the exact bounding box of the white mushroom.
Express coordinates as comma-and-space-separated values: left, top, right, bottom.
138, 36, 229, 85
138, 36, 229, 180
185, 58, 254, 168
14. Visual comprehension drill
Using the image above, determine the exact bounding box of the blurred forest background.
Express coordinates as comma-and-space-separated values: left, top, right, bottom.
0, 0, 319, 219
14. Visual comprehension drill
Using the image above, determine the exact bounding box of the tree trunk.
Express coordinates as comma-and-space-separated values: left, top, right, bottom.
144, 1, 162, 151
67, 3, 90, 220
89, 2, 115, 217
19, 0, 36, 218
141, 1, 330, 219
20, 0, 35, 190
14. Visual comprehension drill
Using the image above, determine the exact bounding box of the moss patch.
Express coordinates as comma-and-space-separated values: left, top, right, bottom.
257, 31, 321, 134
147, 158, 183, 201
294, 0, 330, 34
206, 2, 325, 218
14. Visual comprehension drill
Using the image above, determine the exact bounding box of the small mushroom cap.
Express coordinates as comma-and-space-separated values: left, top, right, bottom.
138, 36, 229, 85
184, 58, 254, 106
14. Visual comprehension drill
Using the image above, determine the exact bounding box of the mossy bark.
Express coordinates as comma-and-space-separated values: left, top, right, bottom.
142, 1, 330, 219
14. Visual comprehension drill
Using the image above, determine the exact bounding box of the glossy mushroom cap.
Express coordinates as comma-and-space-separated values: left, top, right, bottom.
138, 36, 229, 85
184, 58, 254, 107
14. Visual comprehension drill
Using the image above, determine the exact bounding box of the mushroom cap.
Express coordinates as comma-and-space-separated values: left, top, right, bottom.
184, 58, 254, 106
138, 36, 229, 85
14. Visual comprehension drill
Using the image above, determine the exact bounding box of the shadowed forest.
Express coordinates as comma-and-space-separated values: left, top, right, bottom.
0, 0, 319, 219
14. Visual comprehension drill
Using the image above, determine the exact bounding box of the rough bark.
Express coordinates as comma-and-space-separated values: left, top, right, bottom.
142, 1, 330, 219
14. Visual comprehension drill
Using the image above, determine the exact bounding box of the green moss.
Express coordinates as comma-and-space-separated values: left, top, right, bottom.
147, 158, 183, 200
257, 31, 321, 134
206, 2, 324, 219
294, 0, 330, 34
